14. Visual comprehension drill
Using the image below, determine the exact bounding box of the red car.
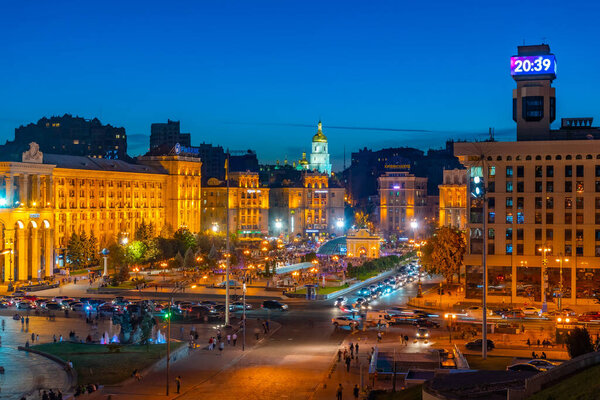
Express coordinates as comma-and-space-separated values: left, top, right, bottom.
577, 312, 600, 322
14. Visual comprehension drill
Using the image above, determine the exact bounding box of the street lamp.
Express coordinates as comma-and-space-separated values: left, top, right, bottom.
444, 313, 457, 343
555, 254, 569, 311
336, 218, 344, 229
212, 223, 219, 233
538, 244, 551, 314
275, 219, 282, 232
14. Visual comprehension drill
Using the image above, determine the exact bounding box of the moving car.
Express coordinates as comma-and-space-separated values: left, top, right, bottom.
334, 297, 347, 307
414, 318, 440, 328
262, 300, 288, 310
522, 306, 542, 316
466, 339, 495, 351
230, 301, 252, 311
415, 327, 430, 340
332, 316, 360, 328
527, 359, 560, 370
507, 363, 541, 372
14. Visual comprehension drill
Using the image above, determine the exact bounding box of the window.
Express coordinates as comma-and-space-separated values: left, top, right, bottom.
565, 165, 572, 177
506, 243, 513, 255
506, 212, 513, 223
577, 229, 584, 241
517, 197, 524, 209
488, 228, 495, 239
535, 197, 542, 209
546, 229, 553, 240
517, 212, 524, 224
535, 181, 543, 192
576, 181, 584, 192
565, 229, 572, 241
576, 165, 584, 177
488, 166, 496, 177
506, 181, 513, 193
565, 213, 572, 224
517, 181, 524, 192
506, 228, 513, 240
565, 181, 572, 192
517, 166, 524, 178
576, 213, 584, 224
596, 165, 600, 177
517, 228, 524, 240
517, 243, 524, 255
596, 198, 600, 209
546, 166, 554, 177
546, 181, 554, 192
535, 228, 542, 241
522, 96, 544, 121
488, 181, 495, 193
576, 197, 584, 209
535, 212, 542, 224
488, 212, 495, 223
596, 181, 600, 192
488, 197, 495, 208
565, 244, 572, 256
488, 243, 495, 255
546, 213, 553, 224
546, 197, 553, 209
596, 230, 600, 241
565, 197, 572, 209
597, 213, 600, 224
576, 246, 583, 256
535, 165, 543, 178
506, 166, 513, 177
506, 197, 513, 207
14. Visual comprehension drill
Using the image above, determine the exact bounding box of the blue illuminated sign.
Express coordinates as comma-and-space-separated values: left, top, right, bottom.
511, 55, 556, 77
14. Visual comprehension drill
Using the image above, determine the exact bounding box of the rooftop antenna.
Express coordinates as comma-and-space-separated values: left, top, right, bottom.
489, 127, 495, 141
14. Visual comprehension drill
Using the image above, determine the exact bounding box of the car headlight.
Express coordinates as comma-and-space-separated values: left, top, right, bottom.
425, 333, 429, 337
416, 333, 420, 337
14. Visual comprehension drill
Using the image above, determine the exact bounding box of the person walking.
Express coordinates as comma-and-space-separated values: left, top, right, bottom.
336, 384, 343, 400
338, 349, 342, 362
355, 343, 359, 355
541, 351, 547, 359
404, 335, 408, 346
254, 327, 260, 340
527, 338, 531, 348
227, 334, 231, 345
31, 332, 35, 342
219, 341, 225, 354
175, 376, 181, 394
25, 316, 29, 325
345, 355, 351, 372
232, 333, 237, 346
265, 320, 270, 332
353, 384, 359, 399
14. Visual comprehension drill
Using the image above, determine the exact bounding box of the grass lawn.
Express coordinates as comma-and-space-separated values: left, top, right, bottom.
32, 342, 182, 385
371, 385, 422, 400
464, 355, 513, 370
294, 285, 349, 295
70, 267, 102, 276
528, 364, 600, 400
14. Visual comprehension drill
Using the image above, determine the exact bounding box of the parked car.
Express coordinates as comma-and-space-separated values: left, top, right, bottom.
466, 339, 495, 351
577, 311, 600, 322
332, 316, 360, 328
507, 363, 541, 372
44, 301, 64, 311
261, 300, 288, 310
17, 300, 36, 310
70, 302, 87, 312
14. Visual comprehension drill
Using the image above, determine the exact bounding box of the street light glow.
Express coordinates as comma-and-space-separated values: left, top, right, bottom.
336, 219, 344, 228
410, 220, 418, 230
275, 220, 282, 229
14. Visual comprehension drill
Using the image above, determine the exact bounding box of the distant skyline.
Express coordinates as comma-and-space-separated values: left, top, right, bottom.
2, 1, 600, 170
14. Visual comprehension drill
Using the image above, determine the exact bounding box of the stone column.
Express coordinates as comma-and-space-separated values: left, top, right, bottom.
47, 175, 54, 207
34, 175, 41, 207
44, 229, 54, 278
19, 175, 29, 206
3, 229, 15, 283
5, 175, 13, 206
30, 228, 40, 280
16, 228, 26, 281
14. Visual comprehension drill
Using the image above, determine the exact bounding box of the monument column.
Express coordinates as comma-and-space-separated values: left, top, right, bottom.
5, 175, 13, 206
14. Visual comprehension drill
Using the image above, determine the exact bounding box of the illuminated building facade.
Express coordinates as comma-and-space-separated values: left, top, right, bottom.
0, 143, 202, 282
378, 168, 428, 238
201, 172, 269, 241
438, 169, 467, 230
309, 121, 332, 175
269, 172, 345, 238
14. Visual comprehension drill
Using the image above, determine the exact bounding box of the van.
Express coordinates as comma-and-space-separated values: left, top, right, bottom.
364, 311, 391, 327
464, 306, 494, 320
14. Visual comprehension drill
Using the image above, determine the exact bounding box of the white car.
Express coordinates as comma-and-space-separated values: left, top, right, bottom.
333, 297, 347, 307
522, 306, 542, 316
332, 316, 361, 328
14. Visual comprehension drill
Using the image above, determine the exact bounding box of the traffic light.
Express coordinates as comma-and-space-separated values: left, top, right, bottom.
164, 311, 171, 320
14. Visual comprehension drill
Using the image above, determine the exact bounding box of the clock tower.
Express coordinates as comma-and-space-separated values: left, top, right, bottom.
512, 44, 556, 141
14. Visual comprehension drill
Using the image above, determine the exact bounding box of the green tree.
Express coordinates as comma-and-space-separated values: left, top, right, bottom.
127, 240, 148, 265
86, 232, 99, 267
66, 233, 84, 268
420, 226, 466, 284
183, 248, 195, 269
566, 327, 595, 359
135, 221, 155, 242
170, 252, 184, 269
174, 228, 197, 251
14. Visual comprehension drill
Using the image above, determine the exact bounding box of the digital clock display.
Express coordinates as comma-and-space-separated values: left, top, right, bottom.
510, 55, 556, 76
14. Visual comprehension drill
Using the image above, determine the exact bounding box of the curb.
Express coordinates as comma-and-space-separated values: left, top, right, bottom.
18, 346, 78, 390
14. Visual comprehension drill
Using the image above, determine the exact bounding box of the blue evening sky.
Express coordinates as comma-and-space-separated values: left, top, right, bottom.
1, 1, 599, 170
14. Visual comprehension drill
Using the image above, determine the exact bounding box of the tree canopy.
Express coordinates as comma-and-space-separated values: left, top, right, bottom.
420, 226, 465, 283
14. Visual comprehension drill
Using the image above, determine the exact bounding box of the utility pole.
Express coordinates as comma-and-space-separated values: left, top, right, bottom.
242, 279, 247, 351
165, 298, 172, 396
225, 156, 231, 326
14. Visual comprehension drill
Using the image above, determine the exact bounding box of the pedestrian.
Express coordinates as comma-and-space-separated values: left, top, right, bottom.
537, 339, 540, 347
345, 355, 351, 372
254, 327, 260, 340
355, 343, 359, 354
353, 384, 359, 399
532, 351, 537, 359
541, 351, 547, 359
265, 320, 270, 332
377, 332, 382, 342
217, 329, 222, 342
21, 316, 24, 325
404, 335, 408, 346
42, 390, 49, 400
25, 316, 29, 325
338, 349, 342, 362
263, 322, 268, 334
59, 334, 63, 342
31, 332, 35, 342
208, 337, 214, 350
232, 333, 237, 346
227, 334, 231, 345
219, 341, 224, 354
343, 349, 348, 360
175, 376, 181, 394
336, 383, 343, 400
527, 338, 531, 348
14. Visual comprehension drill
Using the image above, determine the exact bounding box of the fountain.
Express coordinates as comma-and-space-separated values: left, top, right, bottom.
110, 334, 120, 343
156, 330, 166, 344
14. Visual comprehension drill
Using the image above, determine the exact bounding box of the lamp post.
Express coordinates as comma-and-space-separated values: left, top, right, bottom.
555, 254, 569, 311
165, 300, 172, 395
538, 244, 551, 314
1, 248, 14, 291
444, 313, 456, 343
101, 248, 109, 277
411, 221, 423, 298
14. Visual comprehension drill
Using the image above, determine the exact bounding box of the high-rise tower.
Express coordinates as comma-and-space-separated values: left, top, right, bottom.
512, 44, 557, 141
